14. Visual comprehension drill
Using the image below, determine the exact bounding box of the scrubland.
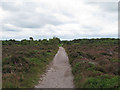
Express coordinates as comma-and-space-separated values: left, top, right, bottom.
2, 38, 120, 88
2, 37, 59, 88
63, 39, 120, 88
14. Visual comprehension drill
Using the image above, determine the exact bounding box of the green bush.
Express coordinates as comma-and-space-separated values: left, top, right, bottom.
83, 75, 120, 88
72, 62, 82, 74
109, 58, 120, 63
2, 45, 58, 88
87, 63, 95, 71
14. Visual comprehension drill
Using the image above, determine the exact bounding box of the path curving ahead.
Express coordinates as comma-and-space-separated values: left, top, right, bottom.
35, 47, 74, 88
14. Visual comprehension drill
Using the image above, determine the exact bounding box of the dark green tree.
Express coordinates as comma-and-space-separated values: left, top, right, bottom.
29, 37, 33, 41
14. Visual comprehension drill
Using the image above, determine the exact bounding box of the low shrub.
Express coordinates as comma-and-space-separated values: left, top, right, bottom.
83, 75, 120, 88
64, 39, 119, 88
2, 45, 58, 88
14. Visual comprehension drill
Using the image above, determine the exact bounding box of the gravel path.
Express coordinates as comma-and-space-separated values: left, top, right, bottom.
35, 47, 74, 88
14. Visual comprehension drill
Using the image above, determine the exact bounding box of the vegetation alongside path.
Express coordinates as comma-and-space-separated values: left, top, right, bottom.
2, 37, 59, 88
63, 38, 120, 88
2, 37, 120, 88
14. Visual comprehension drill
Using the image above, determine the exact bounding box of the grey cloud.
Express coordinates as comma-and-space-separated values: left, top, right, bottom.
98, 2, 117, 12
1, 2, 20, 11
2, 2, 63, 29
86, 2, 118, 13
4, 29, 19, 32
3, 24, 21, 32
83, 0, 119, 2
1, 2, 36, 12
1, 1, 74, 31
0, 0, 118, 40
82, 25, 102, 31
4, 13, 63, 28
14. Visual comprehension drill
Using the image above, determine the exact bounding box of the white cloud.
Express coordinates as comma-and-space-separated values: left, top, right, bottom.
0, 0, 118, 40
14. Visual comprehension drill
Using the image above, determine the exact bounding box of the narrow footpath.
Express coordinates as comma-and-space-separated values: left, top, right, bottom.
35, 47, 74, 88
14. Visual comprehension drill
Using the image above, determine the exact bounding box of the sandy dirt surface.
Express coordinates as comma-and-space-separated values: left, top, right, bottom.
35, 47, 74, 88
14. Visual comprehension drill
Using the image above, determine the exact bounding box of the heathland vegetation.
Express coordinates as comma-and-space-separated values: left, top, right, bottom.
2, 37, 59, 88
63, 38, 120, 88
2, 37, 120, 88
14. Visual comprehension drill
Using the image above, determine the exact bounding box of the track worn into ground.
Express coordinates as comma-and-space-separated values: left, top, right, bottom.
35, 47, 74, 88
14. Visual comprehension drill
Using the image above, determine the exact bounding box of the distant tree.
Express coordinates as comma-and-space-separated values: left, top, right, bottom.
8, 41, 12, 45
29, 37, 34, 45
29, 37, 33, 41
48, 37, 60, 45
42, 39, 48, 45
21, 39, 29, 45
53, 37, 60, 44
7, 39, 16, 45
2, 41, 7, 45
39, 39, 41, 42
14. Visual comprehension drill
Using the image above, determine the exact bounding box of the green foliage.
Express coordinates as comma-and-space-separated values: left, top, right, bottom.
100, 52, 112, 56
2, 37, 61, 46
21, 39, 30, 45
49, 37, 61, 45
42, 39, 48, 45
2, 37, 61, 88
109, 58, 120, 62
72, 62, 82, 74
62, 38, 119, 45
58, 44, 63, 47
87, 63, 95, 71
74, 74, 83, 87
29, 37, 33, 41
29, 58, 41, 64
2, 45, 58, 88
64, 38, 119, 88
83, 75, 120, 88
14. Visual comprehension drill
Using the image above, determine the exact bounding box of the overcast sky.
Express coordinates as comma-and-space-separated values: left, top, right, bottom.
0, 0, 119, 40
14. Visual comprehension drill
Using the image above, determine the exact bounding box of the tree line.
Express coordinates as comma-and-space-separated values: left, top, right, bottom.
2, 37, 119, 45
2, 37, 61, 45
61, 38, 119, 45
